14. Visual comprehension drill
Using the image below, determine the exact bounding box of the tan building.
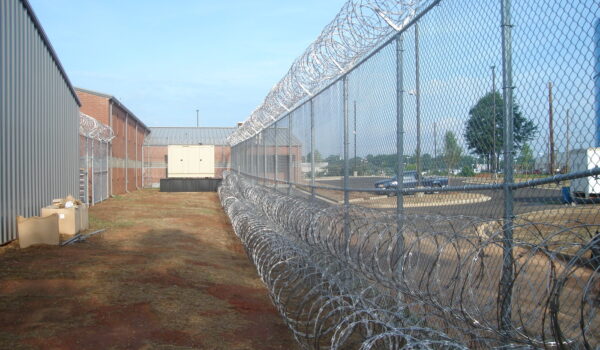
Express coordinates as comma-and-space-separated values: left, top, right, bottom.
76, 88, 150, 195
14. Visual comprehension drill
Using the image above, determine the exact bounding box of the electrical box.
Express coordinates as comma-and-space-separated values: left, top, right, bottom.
570, 147, 600, 198
167, 145, 215, 178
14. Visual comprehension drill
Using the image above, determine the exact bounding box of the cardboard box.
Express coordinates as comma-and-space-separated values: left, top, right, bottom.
41, 206, 81, 235
79, 204, 89, 231
17, 214, 59, 248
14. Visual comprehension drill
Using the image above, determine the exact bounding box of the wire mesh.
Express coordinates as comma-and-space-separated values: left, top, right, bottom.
79, 113, 113, 205
228, 0, 600, 348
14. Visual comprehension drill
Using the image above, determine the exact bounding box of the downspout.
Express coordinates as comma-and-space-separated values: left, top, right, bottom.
109, 101, 113, 196
125, 112, 129, 192
135, 124, 138, 189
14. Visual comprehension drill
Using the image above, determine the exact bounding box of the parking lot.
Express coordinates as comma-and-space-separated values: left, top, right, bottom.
314, 176, 570, 218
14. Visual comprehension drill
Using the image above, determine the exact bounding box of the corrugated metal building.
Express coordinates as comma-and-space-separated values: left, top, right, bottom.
1, 0, 81, 244
143, 127, 235, 187
75, 88, 150, 195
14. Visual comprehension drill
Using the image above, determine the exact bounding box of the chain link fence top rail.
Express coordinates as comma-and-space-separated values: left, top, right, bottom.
225, 0, 600, 348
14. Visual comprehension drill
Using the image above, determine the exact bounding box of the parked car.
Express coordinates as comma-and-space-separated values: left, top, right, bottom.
374, 171, 448, 195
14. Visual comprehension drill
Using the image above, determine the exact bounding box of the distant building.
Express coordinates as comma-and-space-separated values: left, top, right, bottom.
143, 127, 236, 188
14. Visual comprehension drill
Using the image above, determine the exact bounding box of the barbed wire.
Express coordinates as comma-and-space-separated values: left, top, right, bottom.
227, 0, 434, 146
79, 113, 114, 142
219, 172, 600, 349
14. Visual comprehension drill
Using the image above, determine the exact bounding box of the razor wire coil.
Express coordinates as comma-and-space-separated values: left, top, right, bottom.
79, 112, 115, 142
227, 0, 434, 146
219, 172, 600, 349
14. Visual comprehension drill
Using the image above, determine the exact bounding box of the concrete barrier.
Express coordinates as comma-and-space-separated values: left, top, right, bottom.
159, 178, 222, 192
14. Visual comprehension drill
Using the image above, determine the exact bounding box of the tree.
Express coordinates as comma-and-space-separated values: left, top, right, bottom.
444, 131, 462, 175
464, 92, 537, 172
517, 143, 535, 174
305, 150, 323, 163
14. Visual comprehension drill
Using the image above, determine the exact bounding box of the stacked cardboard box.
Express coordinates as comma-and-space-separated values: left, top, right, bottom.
40, 195, 88, 235
17, 214, 59, 248
17, 195, 90, 248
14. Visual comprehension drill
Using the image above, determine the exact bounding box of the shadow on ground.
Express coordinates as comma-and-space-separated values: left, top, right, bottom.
0, 190, 297, 350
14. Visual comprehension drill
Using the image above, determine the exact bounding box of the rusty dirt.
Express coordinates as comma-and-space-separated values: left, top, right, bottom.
0, 190, 298, 350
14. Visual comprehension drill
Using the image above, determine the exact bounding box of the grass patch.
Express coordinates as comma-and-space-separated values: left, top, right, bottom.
89, 215, 135, 230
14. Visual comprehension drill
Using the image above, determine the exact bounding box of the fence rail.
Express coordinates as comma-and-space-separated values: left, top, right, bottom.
227, 0, 600, 348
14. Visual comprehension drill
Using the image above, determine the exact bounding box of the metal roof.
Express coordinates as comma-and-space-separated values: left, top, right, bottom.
75, 87, 150, 131
145, 127, 236, 146
20, 0, 81, 106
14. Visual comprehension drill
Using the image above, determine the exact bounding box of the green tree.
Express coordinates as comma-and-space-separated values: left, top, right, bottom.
464, 91, 537, 172
305, 150, 323, 163
444, 131, 462, 175
517, 143, 535, 174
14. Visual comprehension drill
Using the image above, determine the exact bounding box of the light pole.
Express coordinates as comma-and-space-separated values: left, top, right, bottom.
414, 21, 421, 187
196, 109, 199, 128
433, 121, 437, 171
354, 101, 357, 174
491, 65, 497, 178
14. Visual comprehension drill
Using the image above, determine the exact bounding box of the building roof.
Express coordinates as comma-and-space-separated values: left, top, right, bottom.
20, 0, 80, 106
75, 87, 150, 132
145, 127, 237, 146
144, 127, 302, 146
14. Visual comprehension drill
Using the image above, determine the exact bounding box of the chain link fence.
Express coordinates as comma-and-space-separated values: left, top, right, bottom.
79, 113, 114, 205
227, 0, 600, 348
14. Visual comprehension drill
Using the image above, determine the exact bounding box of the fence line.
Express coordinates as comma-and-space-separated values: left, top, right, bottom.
220, 172, 600, 348
227, 0, 600, 348
79, 113, 114, 205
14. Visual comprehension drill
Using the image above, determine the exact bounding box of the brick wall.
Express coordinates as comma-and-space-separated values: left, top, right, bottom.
76, 89, 149, 196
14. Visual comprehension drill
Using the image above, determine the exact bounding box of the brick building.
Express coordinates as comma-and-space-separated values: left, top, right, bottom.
76, 88, 150, 195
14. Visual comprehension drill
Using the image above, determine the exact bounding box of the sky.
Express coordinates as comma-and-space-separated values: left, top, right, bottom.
29, 0, 599, 161
28, 0, 347, 128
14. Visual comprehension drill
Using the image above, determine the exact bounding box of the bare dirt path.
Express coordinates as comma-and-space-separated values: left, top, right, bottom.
0, 190, 297, 350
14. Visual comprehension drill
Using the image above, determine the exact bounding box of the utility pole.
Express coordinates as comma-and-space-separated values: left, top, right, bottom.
196, 109, 199, 128
415, 21, 422, 187
566, 108, 570, 173
433, 121, 437, 171
491, 65, 497, 178
354, 100, 357, 173
548, 82, 555, 175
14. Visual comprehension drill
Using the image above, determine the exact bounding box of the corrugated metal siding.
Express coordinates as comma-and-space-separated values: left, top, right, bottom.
145, 127, 236, 146
0, 0, 80, 244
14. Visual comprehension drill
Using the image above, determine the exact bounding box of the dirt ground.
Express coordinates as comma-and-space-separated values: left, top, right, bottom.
0, 190, 297, 350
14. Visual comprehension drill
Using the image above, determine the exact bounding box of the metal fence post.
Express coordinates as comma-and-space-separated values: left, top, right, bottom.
310, 100, 316, 199
500, 0, 515, 334
263, 131, 267, 185
254, 138, 258, 184
396, 33, 405, 243
343, 76, 350, 241
288, 114, 293, 195
415, 21, 422, 187
274, 122, 278, 191
91, 139, 95, 205
106, 141, 110, 200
